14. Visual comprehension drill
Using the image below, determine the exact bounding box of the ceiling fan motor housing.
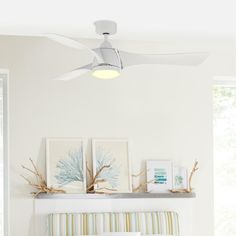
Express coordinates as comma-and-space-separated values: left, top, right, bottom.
94, 20, 117, 35
93, 48, 122, 71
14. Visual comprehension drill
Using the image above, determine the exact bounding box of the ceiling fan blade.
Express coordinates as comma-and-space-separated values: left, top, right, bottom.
46, 34, 102, 61
119, 51, 209, 67
54, 64, 92, 81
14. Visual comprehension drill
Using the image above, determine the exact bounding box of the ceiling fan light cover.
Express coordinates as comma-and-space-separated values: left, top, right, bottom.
92, 65, 121, 79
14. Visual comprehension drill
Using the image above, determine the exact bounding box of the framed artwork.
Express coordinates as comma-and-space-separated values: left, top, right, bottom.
146, 160, 173, 193
92, 139, 132, 193
172, 166, 188, 190
46, 138, 86, 193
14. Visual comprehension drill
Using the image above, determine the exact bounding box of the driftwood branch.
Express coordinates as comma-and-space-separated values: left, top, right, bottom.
132, 170, 146, 178
86, 162, 93, 179
170, 160, 199, 193
21, 159, 65, 197
133, 179, 154, 192
87, 164, 110, 193
132, 169, 149, 192
94, 187, 118, 194
188, 160, 199, 192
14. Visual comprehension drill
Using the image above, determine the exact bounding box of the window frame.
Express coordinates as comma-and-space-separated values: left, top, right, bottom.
214, 76, 236, 87
0, 69, 9, 236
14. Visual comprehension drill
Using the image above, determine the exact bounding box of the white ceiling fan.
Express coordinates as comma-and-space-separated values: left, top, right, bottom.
47, 20, 208, 80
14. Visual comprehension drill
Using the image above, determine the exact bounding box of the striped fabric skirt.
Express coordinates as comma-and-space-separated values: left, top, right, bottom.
48, 211, 179, 235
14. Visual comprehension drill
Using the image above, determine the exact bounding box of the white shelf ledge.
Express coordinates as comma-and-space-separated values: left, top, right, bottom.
35, 192, 196, 199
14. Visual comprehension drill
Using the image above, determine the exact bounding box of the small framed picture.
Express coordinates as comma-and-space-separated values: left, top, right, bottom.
92, 138, 132, 193
146, 160, 173, 193
172, 166, 188, 190
46, 138, 86, 193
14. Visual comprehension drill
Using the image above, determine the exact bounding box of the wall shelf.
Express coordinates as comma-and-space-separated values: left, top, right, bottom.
36, 192, 196, 199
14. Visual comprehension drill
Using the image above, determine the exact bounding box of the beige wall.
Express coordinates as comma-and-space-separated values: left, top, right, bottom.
0, 35, 235, 236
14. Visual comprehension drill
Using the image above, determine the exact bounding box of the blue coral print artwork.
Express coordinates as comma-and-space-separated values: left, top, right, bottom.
95, 146, 121, 190
47, 138, 86, 193
92, 139, 131, 193
55, 146, 84, 187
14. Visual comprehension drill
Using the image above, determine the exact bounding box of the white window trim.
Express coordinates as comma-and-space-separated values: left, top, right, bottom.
0, 69, 9, 236
214, 76, 236, 86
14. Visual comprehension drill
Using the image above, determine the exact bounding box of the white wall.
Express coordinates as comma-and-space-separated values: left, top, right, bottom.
0, 35, 235, 236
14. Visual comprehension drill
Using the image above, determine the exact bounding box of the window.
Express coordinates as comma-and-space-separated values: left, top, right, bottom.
214, 80, 236, 236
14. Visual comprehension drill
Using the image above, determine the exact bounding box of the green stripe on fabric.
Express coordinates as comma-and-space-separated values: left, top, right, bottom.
47, 211, 179, 236
72, 214, 74, 236
52, 214, 54, 236
66, 214, 68, 236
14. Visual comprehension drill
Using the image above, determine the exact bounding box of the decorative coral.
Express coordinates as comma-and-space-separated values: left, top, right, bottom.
55, 148, 84, 187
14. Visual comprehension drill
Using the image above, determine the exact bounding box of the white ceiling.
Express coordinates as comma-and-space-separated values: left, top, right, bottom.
0, 0, 235, 41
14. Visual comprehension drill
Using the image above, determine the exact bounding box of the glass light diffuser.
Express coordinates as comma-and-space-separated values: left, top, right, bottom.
92, 65, 120, 79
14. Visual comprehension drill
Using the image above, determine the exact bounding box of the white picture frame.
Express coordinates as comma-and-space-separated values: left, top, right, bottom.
172, 166, 188, 190
146, 160, 173, 193
46, 138, 86, 193
92, 138, 132, 193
